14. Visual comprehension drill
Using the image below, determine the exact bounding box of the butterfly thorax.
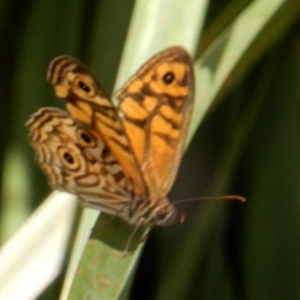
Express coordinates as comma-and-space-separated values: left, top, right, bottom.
125, 195, 178, 226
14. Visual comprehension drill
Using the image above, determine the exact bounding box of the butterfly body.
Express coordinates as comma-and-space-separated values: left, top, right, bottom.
27, 47, 194, 227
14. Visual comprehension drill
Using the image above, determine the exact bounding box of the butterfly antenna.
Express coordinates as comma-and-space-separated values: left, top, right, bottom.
172, 195, 246, 205
160, 195, 245, 224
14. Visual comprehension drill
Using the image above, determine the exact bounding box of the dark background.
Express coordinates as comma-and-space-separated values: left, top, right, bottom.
0, 1, 300, 299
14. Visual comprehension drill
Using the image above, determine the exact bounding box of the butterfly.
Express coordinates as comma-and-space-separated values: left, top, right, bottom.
26, 47, 195, 228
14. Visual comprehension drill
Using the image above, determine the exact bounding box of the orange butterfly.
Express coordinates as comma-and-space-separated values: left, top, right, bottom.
27, 47, 194, 228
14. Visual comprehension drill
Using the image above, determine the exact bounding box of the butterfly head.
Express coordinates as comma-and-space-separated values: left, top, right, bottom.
151, 200, 185, 226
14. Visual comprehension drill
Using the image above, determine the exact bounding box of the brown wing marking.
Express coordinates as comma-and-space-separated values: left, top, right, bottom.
115, 47, 195, 196
26, 107, 133, 214
46, 56, 146, 196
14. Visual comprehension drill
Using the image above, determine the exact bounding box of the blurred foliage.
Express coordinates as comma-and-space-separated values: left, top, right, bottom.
0, 0, 300, 299
135, 28, 300, 299
0, 0, 135, 238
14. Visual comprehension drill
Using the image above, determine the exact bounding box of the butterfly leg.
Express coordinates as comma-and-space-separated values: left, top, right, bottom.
122, 218, 147, 257
141, 225, 151, 242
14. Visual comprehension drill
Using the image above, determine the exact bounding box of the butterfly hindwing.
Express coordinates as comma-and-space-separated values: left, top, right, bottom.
26, 107, 134, 216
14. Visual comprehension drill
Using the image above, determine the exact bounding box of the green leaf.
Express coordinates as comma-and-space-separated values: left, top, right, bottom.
1, 0, 300, 299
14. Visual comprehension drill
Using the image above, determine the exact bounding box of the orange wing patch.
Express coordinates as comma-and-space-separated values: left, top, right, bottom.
116, 47, 194, 197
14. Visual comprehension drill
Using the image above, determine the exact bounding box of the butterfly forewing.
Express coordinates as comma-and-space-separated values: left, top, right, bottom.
115, 47, 194, 197
47, 56, 146, 197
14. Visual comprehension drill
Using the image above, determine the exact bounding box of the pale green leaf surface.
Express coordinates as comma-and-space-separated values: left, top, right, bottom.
0, 192, 77, 300
188, 0, 295, 144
